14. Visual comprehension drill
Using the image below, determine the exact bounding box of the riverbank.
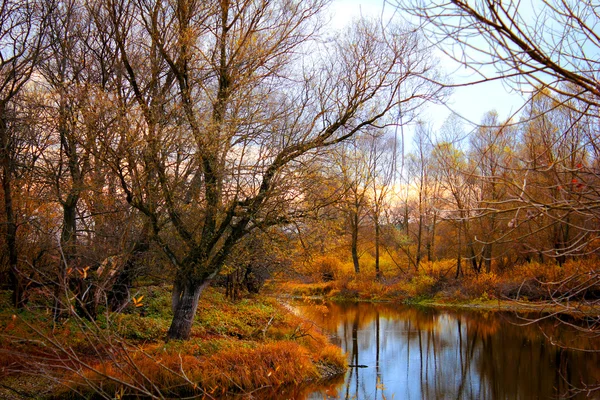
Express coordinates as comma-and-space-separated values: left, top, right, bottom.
274, 272, 600, 317
0, 286, 346, 399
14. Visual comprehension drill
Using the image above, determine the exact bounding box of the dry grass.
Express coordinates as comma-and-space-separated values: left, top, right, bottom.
0, 287, 347, 399
282, 257, 600, 304
65, 341, 322, 398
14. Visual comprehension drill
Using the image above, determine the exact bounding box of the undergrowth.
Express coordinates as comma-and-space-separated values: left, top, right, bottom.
0, 286, 346, 399
280, 258, 600, 305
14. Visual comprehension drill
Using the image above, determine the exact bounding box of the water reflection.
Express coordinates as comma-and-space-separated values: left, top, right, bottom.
295, 302, 600, 400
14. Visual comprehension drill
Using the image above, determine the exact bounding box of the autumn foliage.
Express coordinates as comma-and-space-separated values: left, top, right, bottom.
0, 287, 346, 398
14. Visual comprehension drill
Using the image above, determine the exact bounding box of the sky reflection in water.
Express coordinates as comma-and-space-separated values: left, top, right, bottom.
295, 302, 600, 400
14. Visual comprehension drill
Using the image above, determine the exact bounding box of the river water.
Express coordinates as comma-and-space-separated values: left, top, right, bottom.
291, 301, 600, 400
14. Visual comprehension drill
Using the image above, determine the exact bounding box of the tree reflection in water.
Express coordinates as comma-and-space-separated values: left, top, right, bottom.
295, 302, 600, 400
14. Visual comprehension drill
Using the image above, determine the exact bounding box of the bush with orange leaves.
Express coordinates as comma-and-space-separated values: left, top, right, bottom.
293, 255, 346, 283
460, 272, 501, 299
487, 259, 597, 301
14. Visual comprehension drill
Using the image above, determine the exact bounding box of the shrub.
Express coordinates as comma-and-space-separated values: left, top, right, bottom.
406, 274, 437, 298
462, 272, 500, 299
420, 259, 456, 280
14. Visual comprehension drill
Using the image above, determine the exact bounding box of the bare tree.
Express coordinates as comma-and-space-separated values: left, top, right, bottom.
368, 131, 397, 278
397, 0, 600, 259
397, 0, 600, 109
0, 0, 50, 307
397, 1, 600, 359
335, 133, 378, 275
406, 121, 439, 270
468, 111, 517, 272
92, 0, 441, 340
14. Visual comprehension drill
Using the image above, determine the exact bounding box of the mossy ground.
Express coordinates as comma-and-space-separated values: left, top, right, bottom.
0, 286, 346, 399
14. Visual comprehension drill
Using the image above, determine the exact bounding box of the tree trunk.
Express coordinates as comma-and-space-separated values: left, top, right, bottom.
428, 213, 437, 262
0, 111, 24, 308
4, 182, 21, 307
351, 212, 360, 274
456, 227, 462, 279
167, 279, 209, 341
463, 219, 479, 274
416, 214, 423, 271
374, 211, 381, 279
483, 243, 492, 273
54, 200, 78, 320
109, 257, 135, 312
467, 240, 479, 274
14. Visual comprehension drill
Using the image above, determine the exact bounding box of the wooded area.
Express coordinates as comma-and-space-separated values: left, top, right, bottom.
1, 0, 599, 397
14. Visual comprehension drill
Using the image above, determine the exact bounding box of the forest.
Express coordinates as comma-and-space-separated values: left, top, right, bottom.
1, 0, 599, 398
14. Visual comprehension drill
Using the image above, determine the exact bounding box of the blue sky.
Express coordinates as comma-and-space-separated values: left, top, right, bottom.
327, 0, 527, 132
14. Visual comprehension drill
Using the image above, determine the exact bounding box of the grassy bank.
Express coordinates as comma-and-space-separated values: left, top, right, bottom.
276, 258, 600, 315
0, 286, 346, 399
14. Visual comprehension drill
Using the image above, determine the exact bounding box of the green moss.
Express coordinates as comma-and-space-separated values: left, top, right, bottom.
114, 313, 170, 341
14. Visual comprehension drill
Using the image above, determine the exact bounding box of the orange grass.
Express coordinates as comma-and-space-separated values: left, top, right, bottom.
281, 257, 600, 303
67, 341, 323, 398
21, 287, 347, 398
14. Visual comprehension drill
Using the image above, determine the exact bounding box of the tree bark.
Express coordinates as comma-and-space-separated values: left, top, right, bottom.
416, 214, 423, 271
374, 211, 381, 279
0, 109, 24, 308
351, 212, 360, 274
483, 243, 492, 273
167, 279, 208, 341
428, 213, 437, 262
467, 241, 478, 274
456, 227, 462, 279
109, 239, 149, 312
54, 199, 77, 321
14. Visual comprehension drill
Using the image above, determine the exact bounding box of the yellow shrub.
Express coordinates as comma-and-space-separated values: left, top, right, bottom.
406, 274, 436, 297
462, 272, 500, 299
420, 259, 456, 279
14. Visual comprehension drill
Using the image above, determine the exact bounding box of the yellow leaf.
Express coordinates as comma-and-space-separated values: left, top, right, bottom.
133, 295, 144, 308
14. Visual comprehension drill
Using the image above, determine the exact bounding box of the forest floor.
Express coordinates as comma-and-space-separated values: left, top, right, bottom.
0, 286, 346, 399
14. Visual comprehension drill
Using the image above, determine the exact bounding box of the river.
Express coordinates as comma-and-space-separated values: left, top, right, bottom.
289, 301, 600, 400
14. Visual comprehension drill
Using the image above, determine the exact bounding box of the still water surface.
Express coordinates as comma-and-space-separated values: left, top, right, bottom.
293, 302, 600, 400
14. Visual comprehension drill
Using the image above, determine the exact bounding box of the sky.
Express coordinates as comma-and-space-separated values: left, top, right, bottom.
327, 0, 528, 133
